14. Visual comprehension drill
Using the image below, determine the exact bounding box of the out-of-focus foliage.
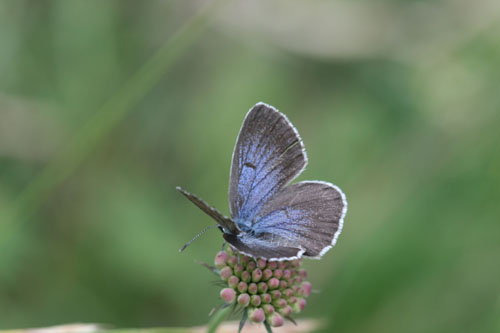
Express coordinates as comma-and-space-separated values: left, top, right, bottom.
1, 0, 499, 332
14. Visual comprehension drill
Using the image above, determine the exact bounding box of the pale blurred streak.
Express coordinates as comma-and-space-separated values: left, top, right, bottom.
0, 93, 66, 162
192, 319, 322, 333
214, 0, 500, 63
0, 324, 100, 333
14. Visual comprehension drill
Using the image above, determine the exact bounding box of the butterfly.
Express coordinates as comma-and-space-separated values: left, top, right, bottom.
176, 102, 347, 261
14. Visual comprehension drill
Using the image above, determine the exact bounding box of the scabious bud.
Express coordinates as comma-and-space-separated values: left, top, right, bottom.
263, 304, 275, 315
248, 283, 258, 295
273, 298, 287, 308
237, 281, 248, 293
261, 293, 272, 304
279, 280, 288, 289
258, 282, 268, 293
214, 251, 228, 268
227, 256, 238, 267
251, 295, 261, 307
252, 268, 263, 282
268, 278, 280, 290
220, 288, 236, 303
213, 249, 313, 329
246, 261, 256, 271
302, 281, 312, 297
220, 266, 232, 280
237, 293, 250, 307
228, 275, 239, 288
249, 308, 265, 323
233, 264, 244, 276
262, 268, 273, 281
240, 271, 251, 283
268, 312, 285, 327
280, 305, 293, 317
270, 290, 281, 300
257, 258, 267, 269
267, 261, 277, 270
292, 298, 307, 313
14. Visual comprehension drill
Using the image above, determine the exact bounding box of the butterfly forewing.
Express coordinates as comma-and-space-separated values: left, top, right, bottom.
228, 103, 308, 224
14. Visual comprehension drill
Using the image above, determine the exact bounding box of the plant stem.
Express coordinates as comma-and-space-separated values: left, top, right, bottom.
207, 306, 231, 333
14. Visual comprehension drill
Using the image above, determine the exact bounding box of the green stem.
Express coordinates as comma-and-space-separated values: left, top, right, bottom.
207, 306, 231, 333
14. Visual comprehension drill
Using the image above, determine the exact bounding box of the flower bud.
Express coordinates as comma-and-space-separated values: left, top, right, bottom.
273, 269, 283, 279
267, 313, 285, 327
227, 256, 238, 267
233, 264, 244, 276
279, 280, 288, 289
251, 295, 261, 307
258, 282, 268, 293
283, 288, 293, 298
263, 304, 275, 315
246, 261, 256, 271
237, 293, 250, 307
270, 290, 281, 300
292, 285, 302, 296
249, 308, 265, 323
228, 275, 239, 288
237, 281, 248, 293
299, 269, 307, 278
278, 261, 286, 270
241, 271, 251, 283
283, 269, 291, 280
295, 276, 303, 284
252, 268, 263, 282
280, 305, 293, 317
292, 259, 301, 268
220, 288, 236, 303
301, 281, 312, 297
257, 258, 267, 269
261, 293, 272, 304
288, 296, 297, 304
273, 298, 287, 308
292, 298, 306, 313
248, 282, 258, 295
262, 268, 273, 281
268, 278, 280, 290
220, 267, 233, 281
240, 255, 250, 265
267, 261, 278, 270
214, 251, 228, 268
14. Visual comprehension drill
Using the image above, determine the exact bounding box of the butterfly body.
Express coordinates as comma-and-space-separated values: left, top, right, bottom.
177, 102, 347, 261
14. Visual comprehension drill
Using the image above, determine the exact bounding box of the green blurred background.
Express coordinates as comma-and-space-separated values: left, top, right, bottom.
1, 0, 499, 332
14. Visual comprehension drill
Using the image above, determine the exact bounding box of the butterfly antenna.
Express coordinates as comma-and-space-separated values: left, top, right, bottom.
179, 224, 220, 253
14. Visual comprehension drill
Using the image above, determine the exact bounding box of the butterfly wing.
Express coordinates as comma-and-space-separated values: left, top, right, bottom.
228, 102, 308, 225
176, 186, 239, 234
223, 233, 304, 261
238, 181, 347, 259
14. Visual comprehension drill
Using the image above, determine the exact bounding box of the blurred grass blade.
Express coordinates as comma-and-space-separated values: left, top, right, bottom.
207, 306, 231, 333
8, 0, 229, 224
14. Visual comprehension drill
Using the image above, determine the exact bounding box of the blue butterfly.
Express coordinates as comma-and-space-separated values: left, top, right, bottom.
177, 102, 347, 261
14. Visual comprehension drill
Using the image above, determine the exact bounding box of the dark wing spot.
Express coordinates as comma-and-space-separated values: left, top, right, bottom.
244, 162, 257, 169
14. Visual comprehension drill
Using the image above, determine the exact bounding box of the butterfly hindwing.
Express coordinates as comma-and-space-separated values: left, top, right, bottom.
240, 181, 347, 258
223, 233, 304, 261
